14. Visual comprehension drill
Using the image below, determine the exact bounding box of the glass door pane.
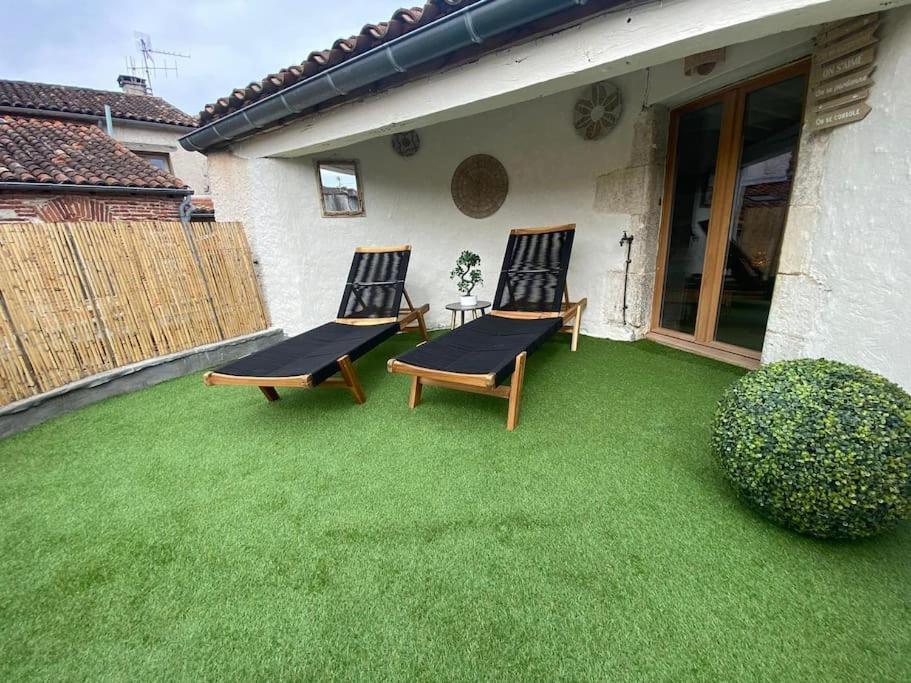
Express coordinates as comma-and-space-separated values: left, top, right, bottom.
713, 75, 806, 350
659, 102, 724, 335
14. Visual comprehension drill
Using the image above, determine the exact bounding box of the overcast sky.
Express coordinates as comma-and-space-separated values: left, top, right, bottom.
2, 0, 407, 116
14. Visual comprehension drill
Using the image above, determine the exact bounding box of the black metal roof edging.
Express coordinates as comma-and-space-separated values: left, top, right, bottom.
180, 0, 635, 152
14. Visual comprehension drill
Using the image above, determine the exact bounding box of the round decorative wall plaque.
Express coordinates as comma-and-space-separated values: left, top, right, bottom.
573, 81, 622, 140
450, 154, 509, 219
391, 130, 421, 157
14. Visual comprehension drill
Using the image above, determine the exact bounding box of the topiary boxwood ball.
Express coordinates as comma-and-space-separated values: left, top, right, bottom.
713, 359, 911, 539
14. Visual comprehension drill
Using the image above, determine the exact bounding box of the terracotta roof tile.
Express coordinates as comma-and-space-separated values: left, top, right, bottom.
191, 197, 214, 210
0, 114, 189, 191
199, 0, 480, 125
0, 80, 197, 127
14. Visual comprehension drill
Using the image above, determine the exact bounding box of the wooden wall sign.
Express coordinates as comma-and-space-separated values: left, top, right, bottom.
808, 13, 879, 133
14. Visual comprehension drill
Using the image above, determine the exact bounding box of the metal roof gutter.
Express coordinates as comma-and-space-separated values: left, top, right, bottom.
0, 181, 191, 195
181, 0, 626, 152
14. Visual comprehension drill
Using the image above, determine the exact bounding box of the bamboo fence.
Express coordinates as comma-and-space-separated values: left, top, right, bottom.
0, 221, 269, 406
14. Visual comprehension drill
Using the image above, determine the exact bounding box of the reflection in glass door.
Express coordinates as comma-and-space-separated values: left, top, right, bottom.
652, 62, 808, 363
658, 103, 723, 335
714, 76, 806, 351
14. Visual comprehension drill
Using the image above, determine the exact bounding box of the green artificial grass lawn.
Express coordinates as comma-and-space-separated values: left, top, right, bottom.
1, 334, 909, 681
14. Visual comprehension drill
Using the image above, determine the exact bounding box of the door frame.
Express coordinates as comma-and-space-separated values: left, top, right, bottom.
648, 59, 811, 368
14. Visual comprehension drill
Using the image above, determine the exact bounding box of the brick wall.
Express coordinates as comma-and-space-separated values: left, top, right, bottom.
0, 192, 185, 222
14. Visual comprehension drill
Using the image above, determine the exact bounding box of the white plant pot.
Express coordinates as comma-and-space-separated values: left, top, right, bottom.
460, 294, 477, 307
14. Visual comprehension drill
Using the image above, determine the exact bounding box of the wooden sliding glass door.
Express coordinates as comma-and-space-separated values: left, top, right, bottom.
650, 61, 809, 366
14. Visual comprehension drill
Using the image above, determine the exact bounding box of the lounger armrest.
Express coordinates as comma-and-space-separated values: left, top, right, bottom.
204, 371, 313, 388
387, 359, 496, 389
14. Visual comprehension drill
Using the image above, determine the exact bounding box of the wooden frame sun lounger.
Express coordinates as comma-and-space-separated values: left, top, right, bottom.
204, 245, 429, 404
388, 225, 585, 430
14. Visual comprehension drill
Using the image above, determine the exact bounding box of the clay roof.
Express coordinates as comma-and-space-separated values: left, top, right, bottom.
0, 79, 197, 127
199, 0, 480, 125
0, 114, 189, 191
191, 196, 214, 211
190, 196, 215, 220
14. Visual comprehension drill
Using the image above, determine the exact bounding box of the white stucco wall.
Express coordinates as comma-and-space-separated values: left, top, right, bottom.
111, 123, 210, 196
765, 5, 911, 390
219, 82, 638, 336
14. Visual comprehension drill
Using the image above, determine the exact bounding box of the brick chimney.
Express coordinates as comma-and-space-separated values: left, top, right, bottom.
117, 74, 148, 96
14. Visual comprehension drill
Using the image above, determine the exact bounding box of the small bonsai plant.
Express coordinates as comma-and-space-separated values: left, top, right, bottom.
450, 250, 483, 305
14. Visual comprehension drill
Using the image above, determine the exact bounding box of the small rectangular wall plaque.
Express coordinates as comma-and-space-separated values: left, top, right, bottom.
819, 13, 879, 45
812, 67, 874, 101
810, 102, 872, 132
815, 88, 870, 113
815, 26, 878, 64
816, 46, 876, 82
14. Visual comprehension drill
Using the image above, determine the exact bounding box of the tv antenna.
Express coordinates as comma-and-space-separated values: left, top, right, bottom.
124, 32, 190, 95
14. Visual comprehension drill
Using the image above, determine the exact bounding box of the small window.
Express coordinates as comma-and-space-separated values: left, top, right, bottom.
316, 160, 364, 217
136, 152, 172, 173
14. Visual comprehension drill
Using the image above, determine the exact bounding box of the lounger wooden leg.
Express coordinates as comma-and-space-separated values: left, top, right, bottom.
408, 376, 423, 409
416, 311, 430, 342
337, 355, 366, 405
571, 304, 583, 352
259, 386, 280, 402
506, 352, 527, 431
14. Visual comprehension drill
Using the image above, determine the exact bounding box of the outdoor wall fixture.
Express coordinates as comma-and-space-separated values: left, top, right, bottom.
620, 231, 634, 325
573, 81, 622, 140
391, 130, 421, 157
684, 48, 726, 76
451, 154, 508, 219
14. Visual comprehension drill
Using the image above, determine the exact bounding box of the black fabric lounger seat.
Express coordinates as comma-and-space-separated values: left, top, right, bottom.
388, 224, 585, 430
395, 315, 561, 386
204, 244, 429, 405
215, 322, 399, 386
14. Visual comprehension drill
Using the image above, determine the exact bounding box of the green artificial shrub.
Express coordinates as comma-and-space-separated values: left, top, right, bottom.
713, 359, 911, 539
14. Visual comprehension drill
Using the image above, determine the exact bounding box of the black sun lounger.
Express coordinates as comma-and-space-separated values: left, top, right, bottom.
205, 245, 429, 404
388, 224, 585, 430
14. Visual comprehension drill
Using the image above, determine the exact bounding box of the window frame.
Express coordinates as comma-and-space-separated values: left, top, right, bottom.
134, 151, 173, 174
648, 58, 811, 368
315, 159, 366, 218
